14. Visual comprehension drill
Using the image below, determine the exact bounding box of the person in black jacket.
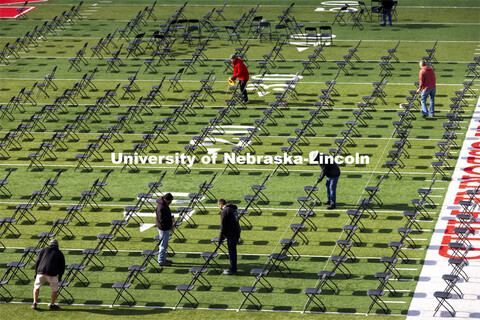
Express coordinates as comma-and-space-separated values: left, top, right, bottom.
32, 239, 65, 310
156, 193, 174, 266
380, 0, 395, 26
316, 153, 341, 210
218, 199, 241, 275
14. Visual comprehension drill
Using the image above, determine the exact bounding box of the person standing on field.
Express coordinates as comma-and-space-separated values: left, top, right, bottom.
156, 193, 174, 266
417, 60, 437, 118
230, 54, 250, 104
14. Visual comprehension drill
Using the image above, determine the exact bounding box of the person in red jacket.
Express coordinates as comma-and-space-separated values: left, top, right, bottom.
416, 60, 437, 118
230, 54, 250, 103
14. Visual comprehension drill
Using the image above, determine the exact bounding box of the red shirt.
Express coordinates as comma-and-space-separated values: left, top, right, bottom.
418, 66, 436, 90
232, 58, 249, 81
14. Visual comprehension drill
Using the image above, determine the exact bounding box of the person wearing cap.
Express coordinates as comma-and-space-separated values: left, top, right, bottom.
217, 199, 241, 275
230, 54, 250, 104
156, 193, 174, 266
32, 239, 65, 310
315, 153, 341, 210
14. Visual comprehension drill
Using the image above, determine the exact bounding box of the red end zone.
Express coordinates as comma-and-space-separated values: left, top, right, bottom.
0, 6, 36, 18
0, 0, 48, 4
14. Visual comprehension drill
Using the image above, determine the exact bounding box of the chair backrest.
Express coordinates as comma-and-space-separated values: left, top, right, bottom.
3, 168, 14, 181
100, 169, 113, 184
319, 26, 332, 33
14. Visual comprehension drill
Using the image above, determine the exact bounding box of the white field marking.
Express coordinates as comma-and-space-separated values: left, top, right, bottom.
0, 201, 440, 215
250, 73, 303, 81
297, 47, 310, 52
6, 126, 464, 136
411, 239, 428, 241
133, 192, 201, 232
6, 301, 409, 316
384, 301, 407, 304
0, 163, 456, 176
0, 128, 453, 141
0, 77, 469, 86
3, 247, 423, 262
207, 148, 221, 155
12, 6, 36, 18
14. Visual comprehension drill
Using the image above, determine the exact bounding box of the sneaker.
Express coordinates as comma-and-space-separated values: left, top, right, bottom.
380, 24, 386, 27
49, 304, 61, 310
223, 269, 237, 275
158, 261, 172, 266
322, 201, 330, 205
31, 303, 37, 309
166, 260, 173, 264
327, 205, 336, 210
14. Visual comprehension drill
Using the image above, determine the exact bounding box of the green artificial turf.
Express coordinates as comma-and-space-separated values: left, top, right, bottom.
0, 0, 479, 319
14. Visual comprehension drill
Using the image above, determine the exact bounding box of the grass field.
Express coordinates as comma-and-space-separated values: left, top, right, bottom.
0, 0, 479, 319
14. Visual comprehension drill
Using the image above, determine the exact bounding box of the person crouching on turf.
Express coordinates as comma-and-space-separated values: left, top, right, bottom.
230, 54, 250, 104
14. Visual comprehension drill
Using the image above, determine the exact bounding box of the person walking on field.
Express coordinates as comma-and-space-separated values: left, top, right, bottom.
156, 193, 174, 266
417, 60, 437, 118
218, 199, 241, 275
32, 239, 65, 310
230, 54, 250, 104
315, 153, 341, 210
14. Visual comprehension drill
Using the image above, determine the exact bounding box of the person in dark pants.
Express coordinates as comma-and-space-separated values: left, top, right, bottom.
218, 198, 241, 275
230, 54, 250, 104
32, 239, 65, 310
315, 153, 341, 210
380, 0, 394, 26
156, 193, 174, 266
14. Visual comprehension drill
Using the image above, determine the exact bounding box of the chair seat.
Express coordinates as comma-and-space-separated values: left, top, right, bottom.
176, 284, 194, 291
128, 265, 146, 272
304, 287, 322, 295
367, 289, 385, 296
112, 282, 131, 289
250, 268, 269, 276
189, 266, 207, 273
240, 286, 258, 293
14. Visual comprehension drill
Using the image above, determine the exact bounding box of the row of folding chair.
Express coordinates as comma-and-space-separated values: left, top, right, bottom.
303, 204, 363, 312
0, 3, 83, 67
366, 177, 440, 315
428, 65, 477, 315
300, 44, 327, 75
379, 41, 401, 77
238, 197, 319, 311
256, 38, 288, 74
0, 67, 57, 120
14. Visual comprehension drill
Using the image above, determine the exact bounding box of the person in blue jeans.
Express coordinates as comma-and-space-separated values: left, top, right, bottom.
417, 60, 437, 117
155, 193, 174, 266
380, 0, 394, 26
315, 153, 341, 210
218, 199, 241, 275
